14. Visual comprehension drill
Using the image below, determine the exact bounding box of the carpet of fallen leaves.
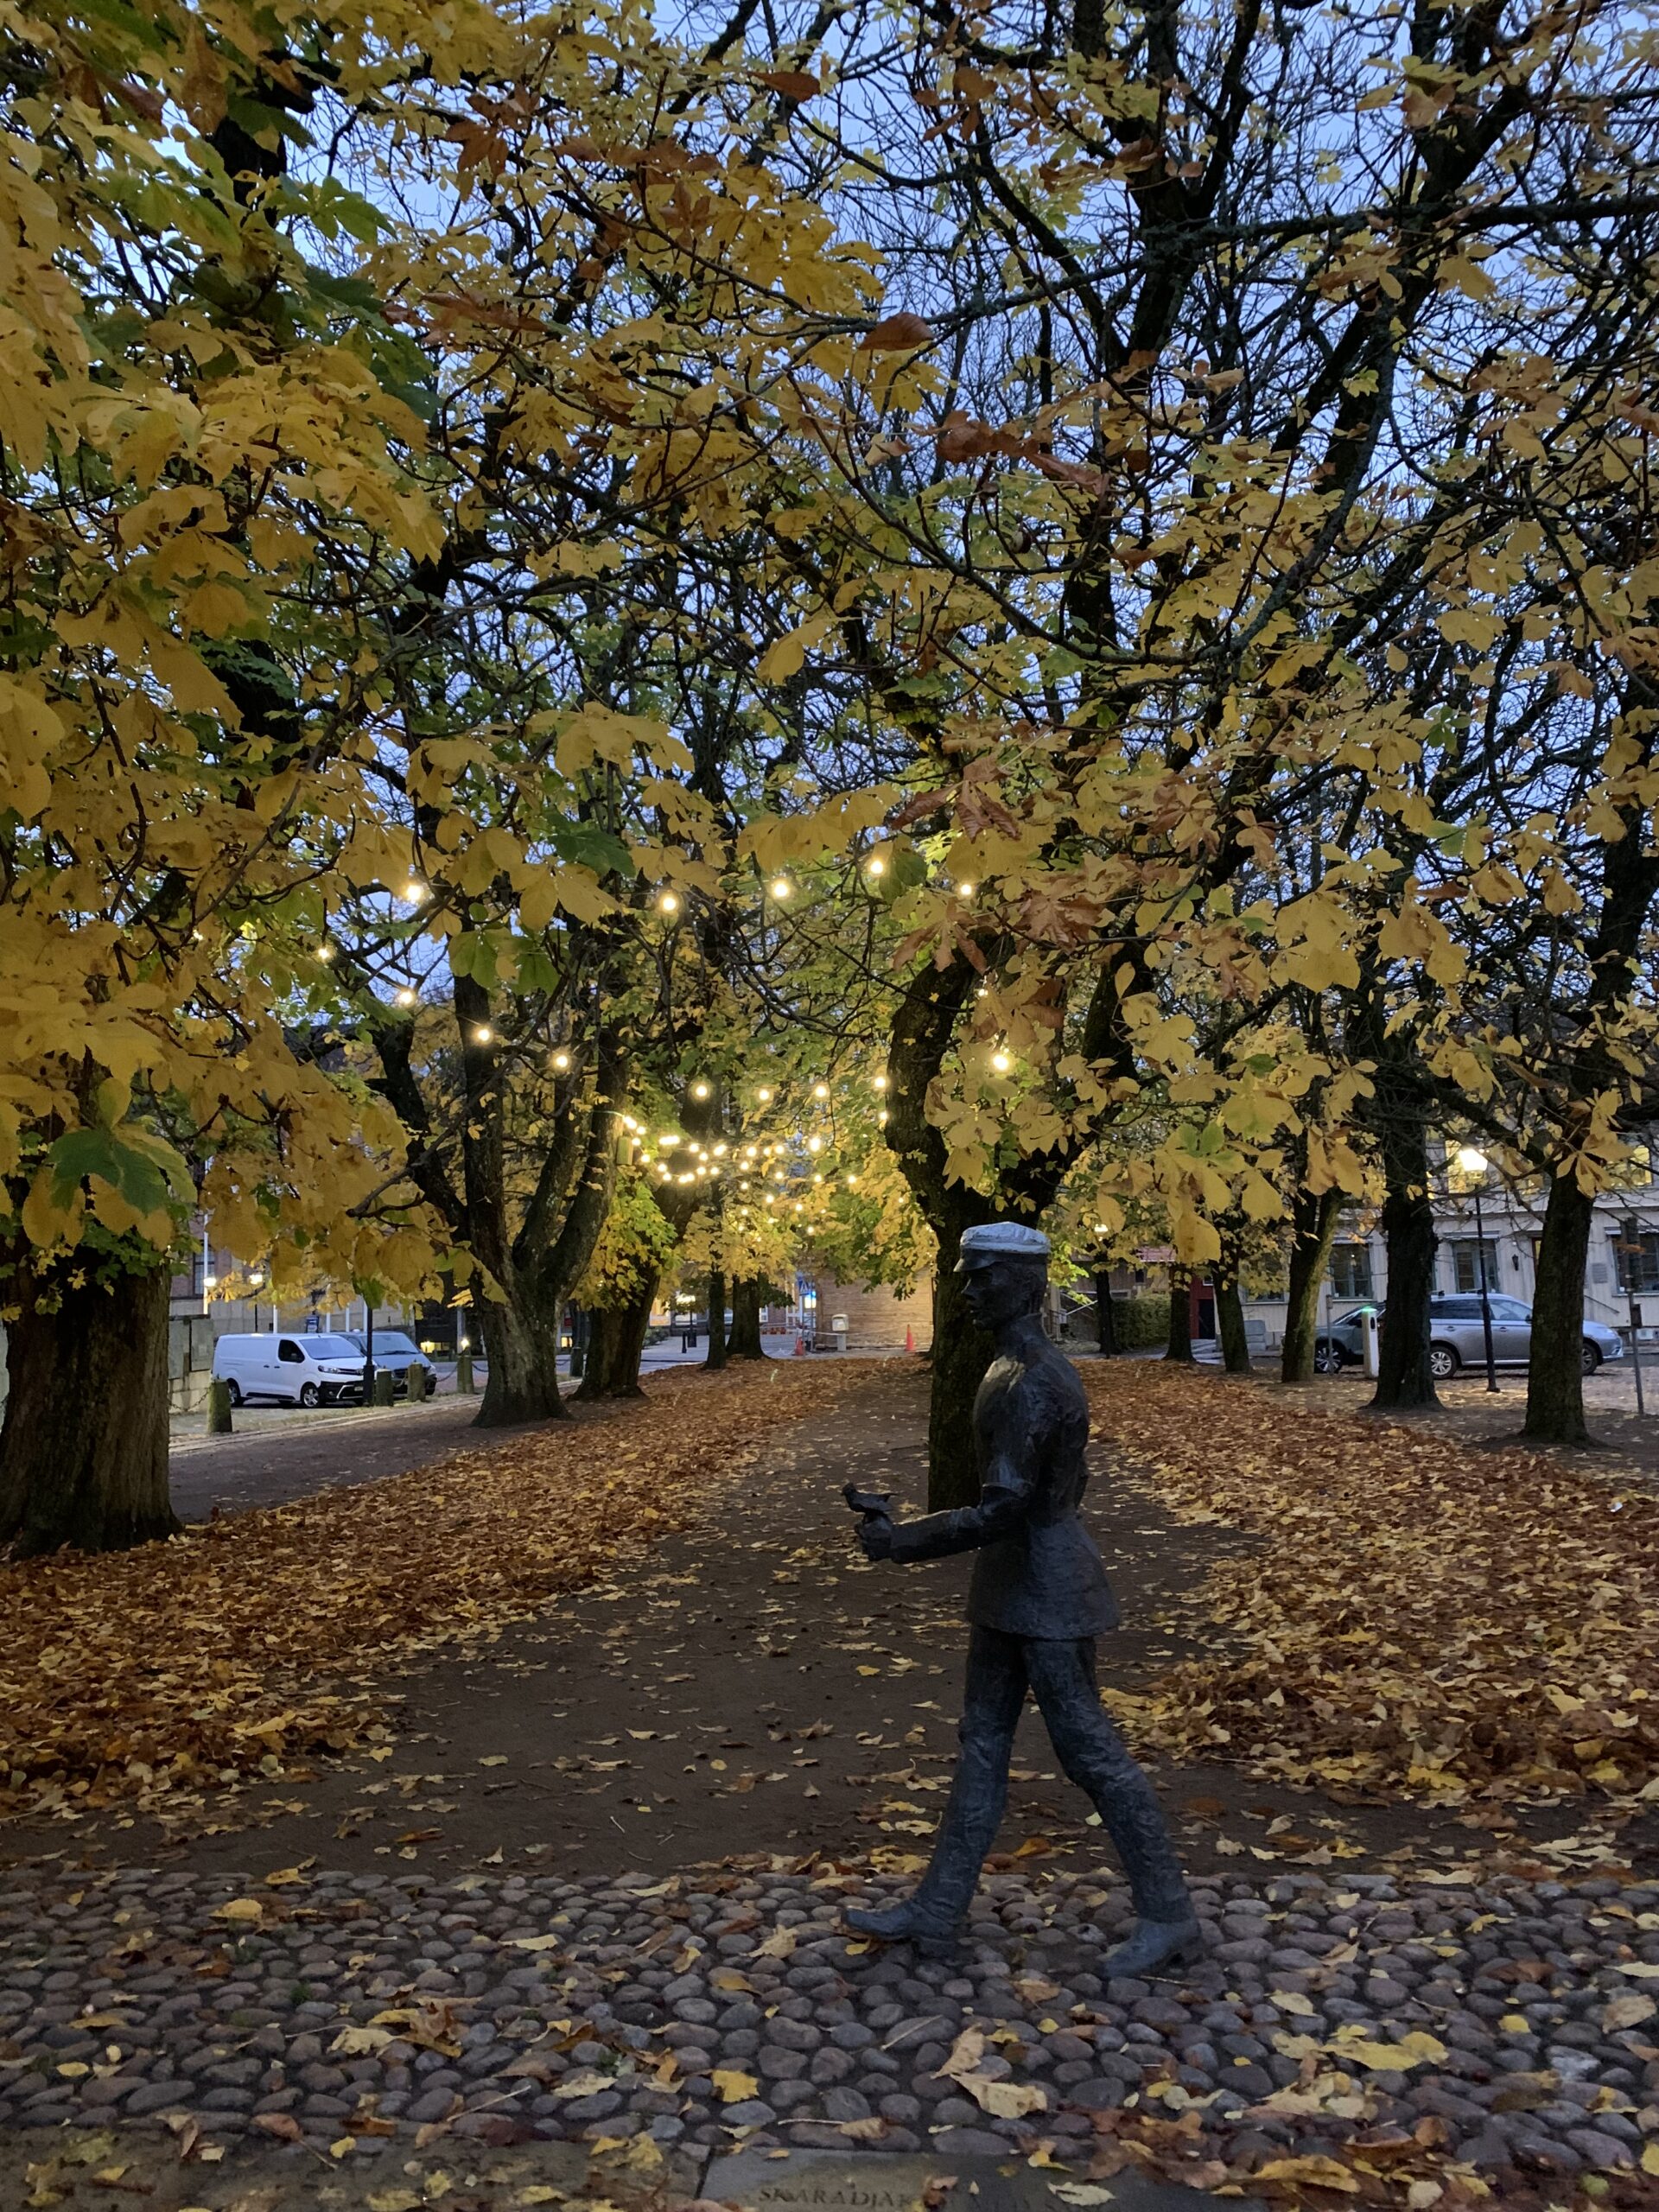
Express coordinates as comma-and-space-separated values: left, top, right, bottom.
1085, 1363, 1659, 1809
0, 1363, 858, 1821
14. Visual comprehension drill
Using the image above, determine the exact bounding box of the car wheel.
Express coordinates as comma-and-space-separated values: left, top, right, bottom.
225, 1379, 243, 1408
1581, 1340, 1602, 1377
1313, 1339, 1341, 1375
1429, 1342, 1459, 1380
300, 1382, 321, 1408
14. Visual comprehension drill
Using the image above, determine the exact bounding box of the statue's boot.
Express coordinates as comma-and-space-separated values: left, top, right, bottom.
842, 1798, 987, 1957
1102, 1906, 1205, 1980
842, 1896, 961, 1959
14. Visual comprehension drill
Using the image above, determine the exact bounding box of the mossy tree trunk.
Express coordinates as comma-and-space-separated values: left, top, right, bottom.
728, 1278, 769, 1358
1216, 1273, 1252, 1373
1165, 1272, 1194, 1363
703, 1268, 728, 1370
1282, 1185, 1344, 1382
575, 1278, 658, 1401
0, 1255, 179, 1556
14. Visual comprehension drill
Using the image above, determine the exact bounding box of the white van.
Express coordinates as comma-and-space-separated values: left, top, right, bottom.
212, 1332, 366, 1408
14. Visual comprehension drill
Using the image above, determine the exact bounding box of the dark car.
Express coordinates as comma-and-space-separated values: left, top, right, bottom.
340, 1329, 440, 1395
1315, 1296, 1623, 1379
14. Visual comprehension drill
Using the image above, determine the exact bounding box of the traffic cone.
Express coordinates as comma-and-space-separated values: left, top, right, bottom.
905, 1325, 915, 1354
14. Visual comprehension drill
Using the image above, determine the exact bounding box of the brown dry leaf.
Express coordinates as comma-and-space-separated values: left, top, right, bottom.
712, 2067, 760, 2103
959, 2074, 1046, 2119
1604, 1992, 1656, 2030
251, 2113, 302, 2143
859, 313, 935, 353
1252, 2152, 1362, 2191
933, 2026, 986, 2080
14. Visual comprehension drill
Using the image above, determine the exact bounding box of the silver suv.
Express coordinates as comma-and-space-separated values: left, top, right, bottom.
1315, 1295, 1624, 1380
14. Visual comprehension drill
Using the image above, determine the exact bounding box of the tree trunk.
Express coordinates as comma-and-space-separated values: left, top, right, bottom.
1094, 1270, 1120, 1356
575, 1279, 658, 1401
729, 1277, 769, 1359
1216, 1274, 1252, 1374
0, 1257, 179, 1555
1165, 1272, 1194, 1363
703, 1268, 728, 1370
1370, 1112, 1439, 1409
474, 1292, 566, 1425
1523, 1168, 1596, 1446
1282, 1185, 1344, 1382
926, 1222, 996, 1509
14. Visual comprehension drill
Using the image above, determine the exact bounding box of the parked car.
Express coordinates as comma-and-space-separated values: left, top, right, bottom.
340, 1329, 439, 1396
1313, 1296, 1624, 1380
213, 1332, 367, 1408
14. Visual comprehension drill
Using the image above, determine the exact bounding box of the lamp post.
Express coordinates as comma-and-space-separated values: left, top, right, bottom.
1456, 1146, 1500, 1393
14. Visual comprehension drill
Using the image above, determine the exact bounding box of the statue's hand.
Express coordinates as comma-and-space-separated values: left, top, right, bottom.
856, 1513, 895, 1561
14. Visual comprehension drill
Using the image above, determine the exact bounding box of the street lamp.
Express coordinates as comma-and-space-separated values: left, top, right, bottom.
1455, 1146, 1500, 1393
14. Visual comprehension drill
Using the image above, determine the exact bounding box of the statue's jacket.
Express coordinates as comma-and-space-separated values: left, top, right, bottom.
887, 1341, 1120, 1638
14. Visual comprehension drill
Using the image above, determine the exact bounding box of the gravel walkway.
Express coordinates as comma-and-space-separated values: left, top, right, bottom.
3, 1861, 1656, 2186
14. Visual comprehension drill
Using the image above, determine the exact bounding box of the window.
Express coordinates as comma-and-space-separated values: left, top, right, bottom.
1330, 1243, 1372, 1299
1432, 1297, 1483, 1320
277, 1339, 306, 1363
1448, 1240, 1498, 1294
1612, 1230, 1659, 1294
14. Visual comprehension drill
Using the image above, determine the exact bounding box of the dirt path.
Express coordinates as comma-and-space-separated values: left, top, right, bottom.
9, 1362, 1627, 1893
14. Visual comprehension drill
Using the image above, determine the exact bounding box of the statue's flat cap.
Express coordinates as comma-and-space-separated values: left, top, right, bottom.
958, 1223, 1050, 1262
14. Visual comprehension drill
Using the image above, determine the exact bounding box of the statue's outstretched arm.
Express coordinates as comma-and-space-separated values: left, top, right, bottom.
881, 1395, 1039, 1562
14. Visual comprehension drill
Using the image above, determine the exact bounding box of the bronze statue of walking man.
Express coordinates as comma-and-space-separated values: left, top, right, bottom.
844, 1222, 1200, 1975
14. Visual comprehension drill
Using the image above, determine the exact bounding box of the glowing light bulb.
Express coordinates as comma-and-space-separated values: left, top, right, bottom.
770, 877, 791, 900
659, 1131, 679, 1148
847, 1174, 859, 1185
872, 1072, 887, 1090
813, 1082, 830, 1100
691, 1079, 711, 1100
991, 1050, 1012, 1074
317, 943, 335, 963
474, 1025, 493, 1046
808, 1135, 823, 1154
395, 987, 416, 1007
957, 881, 975, 901
866, 853, 887, 877
552, 1050, 571, 1072
714, 1142, 728, 1156
877, 1109, 888, 1125
658, 889, 680, 915
756, 1085, 772, 1103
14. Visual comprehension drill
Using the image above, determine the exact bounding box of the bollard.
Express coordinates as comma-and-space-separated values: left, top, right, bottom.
406, 1363, 428, 1403
207, 1377, 234, 1434
372, 1368, 397, 1407
456, 1349, 474, 1394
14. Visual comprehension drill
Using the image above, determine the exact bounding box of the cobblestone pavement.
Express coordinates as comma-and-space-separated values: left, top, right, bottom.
3, 1859, 1657, 2188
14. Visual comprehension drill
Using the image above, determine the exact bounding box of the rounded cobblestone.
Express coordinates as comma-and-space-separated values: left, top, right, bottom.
0, 1863, 1650, 2183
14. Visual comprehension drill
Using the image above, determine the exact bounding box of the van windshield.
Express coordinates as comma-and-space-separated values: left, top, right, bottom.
305, 1336, 363, 1359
